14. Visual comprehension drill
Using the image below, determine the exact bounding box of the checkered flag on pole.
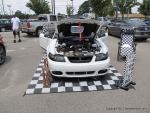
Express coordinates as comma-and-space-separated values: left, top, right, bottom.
116, 28, 136, 90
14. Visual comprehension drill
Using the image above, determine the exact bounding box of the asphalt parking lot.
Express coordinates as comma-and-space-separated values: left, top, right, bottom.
0, 32, 150, 113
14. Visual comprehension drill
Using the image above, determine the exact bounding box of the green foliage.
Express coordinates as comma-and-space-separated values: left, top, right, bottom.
89, 0, 113, 17
15, 10, 29, 19
113, 0, 138, 19
78, 1, 90, 15
26, 0, 50, 15
66, 5, 73, 16
138, 0, 150, 17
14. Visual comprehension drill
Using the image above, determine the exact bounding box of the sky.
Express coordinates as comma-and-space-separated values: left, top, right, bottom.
0, 0, 143, 15
1, 0, 87, 15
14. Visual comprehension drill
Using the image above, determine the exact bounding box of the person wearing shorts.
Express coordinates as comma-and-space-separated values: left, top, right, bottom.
11, 15, 21, 43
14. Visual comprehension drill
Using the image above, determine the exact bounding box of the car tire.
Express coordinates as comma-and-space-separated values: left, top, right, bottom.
142, 38, 148, 41
27, 33, 33, 36
107, 28, 111, 35
0, 45, 6, 65
36, 27, 43, 36
1, 28, 6, 32
105, 27, 108, 32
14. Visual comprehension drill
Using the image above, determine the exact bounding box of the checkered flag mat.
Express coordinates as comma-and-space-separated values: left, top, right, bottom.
25, 58, 123, 95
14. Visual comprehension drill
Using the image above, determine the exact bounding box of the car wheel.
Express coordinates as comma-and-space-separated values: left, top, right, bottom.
27, 33, 33, 35
1, 28, 6, 32
36, 28, 43, 36
0, 45, 6, 65
105, 27, 108, 32
142, 38, 148, 41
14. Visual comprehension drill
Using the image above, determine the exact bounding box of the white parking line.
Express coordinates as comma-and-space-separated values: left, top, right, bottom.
7, 50, 16, 53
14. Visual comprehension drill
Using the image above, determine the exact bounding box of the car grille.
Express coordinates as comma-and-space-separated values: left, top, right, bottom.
66, 71, 95, 75
68, 56, 93, 63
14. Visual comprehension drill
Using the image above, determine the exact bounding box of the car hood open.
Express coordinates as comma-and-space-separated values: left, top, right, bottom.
56, 19, 102, 37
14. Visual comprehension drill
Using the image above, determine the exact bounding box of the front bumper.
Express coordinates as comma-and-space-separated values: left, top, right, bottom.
21, 28, 35, 33
134, 31, 150, 39
47, 57, 110, 78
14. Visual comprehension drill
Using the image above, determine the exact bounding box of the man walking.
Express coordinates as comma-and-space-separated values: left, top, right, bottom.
11, 15, 21, 43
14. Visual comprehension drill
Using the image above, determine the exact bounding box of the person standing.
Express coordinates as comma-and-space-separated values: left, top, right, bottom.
11, 15, 21, 43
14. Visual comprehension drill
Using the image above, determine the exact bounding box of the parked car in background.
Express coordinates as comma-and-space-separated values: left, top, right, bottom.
108, 19, 150, 40
21, 14, 65, 36
97, 17, 110, 25
80, 13, 95, 19
0, 34, 6, 65
144, 19, 150, 26
39, 19, 110, 78
0, 19, 12, 32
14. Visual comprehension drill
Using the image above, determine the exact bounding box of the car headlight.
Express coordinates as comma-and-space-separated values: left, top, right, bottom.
95, 53, 108, 61
48, 53, 65, 62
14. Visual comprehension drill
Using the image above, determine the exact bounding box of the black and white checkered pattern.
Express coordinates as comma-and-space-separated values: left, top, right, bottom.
120, 28, 135, 57
42, 24, 49, 34
25, 58, 123, 95
121, 50, 136, 87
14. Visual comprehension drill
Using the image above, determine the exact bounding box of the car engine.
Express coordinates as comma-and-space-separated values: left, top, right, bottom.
56, 35, 101, 57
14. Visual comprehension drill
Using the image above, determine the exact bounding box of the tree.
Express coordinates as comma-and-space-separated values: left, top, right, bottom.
113, 0, 139, 19
66, 5, 73, 17
15, 10, 29, 19
78, 1, 90, 15
138, 0, 150, 18
89, 0, 113, 17
26, 0, 50, 15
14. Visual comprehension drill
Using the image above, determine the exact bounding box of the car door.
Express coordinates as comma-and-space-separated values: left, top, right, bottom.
50, 15, 57, 26
5, 20, 12, 30
39, 33, 49, 50
108, 22, 118, 35
39, 30, 55, 50
113, 22, 122, 37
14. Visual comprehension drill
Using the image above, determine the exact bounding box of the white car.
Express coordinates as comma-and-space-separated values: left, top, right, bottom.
39, 19, 110, 78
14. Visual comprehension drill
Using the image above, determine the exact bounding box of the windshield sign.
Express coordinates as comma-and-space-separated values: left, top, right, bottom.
71, 26, 84, 33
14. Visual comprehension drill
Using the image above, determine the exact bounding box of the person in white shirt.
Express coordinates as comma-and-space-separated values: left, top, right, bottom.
11, 15, 21, 43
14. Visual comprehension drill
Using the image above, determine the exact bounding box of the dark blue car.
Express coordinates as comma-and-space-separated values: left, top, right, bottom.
0, 19, 12, 32
144, 19, 150, 26
108, 19, 150, 40
0, 34, 6, 64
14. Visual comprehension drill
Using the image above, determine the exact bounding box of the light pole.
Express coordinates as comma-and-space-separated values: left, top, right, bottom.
0, 4, 3, 15
53, 0, 55, 14
70, 0, 73, 15
1, 0, 5, 15
7, 5, 11, 15
51, 0, 55, 14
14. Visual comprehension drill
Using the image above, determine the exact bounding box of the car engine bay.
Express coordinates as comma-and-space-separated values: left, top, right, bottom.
55, 23, 101, 58
56, 35, 101, 57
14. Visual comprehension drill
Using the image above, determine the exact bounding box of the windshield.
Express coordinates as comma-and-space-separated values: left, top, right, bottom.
58, 16, 64, 21
50, 15, 57, 21
127, 20, 146, 26
0, 19, 10, 24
